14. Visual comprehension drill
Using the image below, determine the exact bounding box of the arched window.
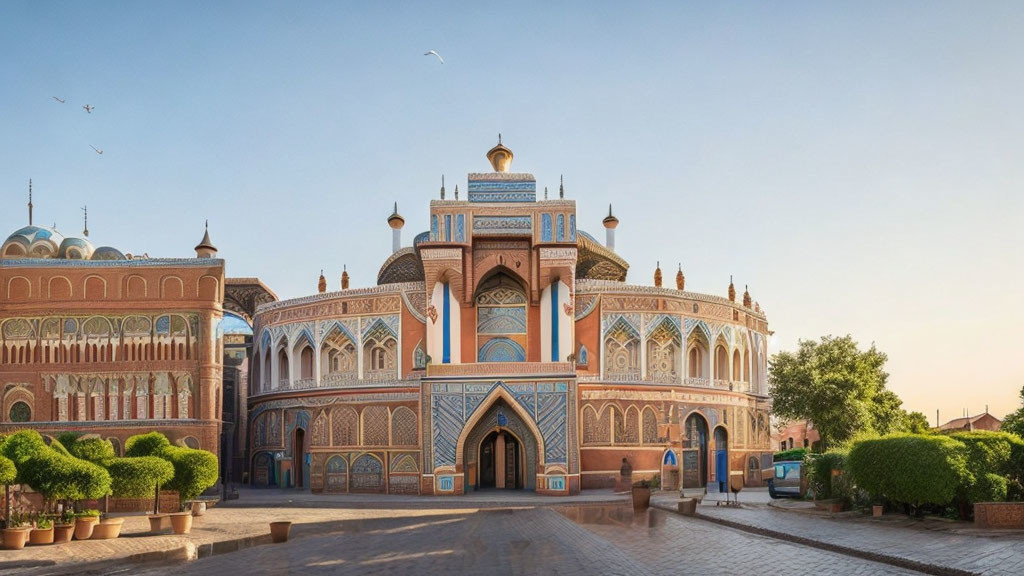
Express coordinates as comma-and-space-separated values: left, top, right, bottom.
646, 318, 681, 383
475, 273, 527, 362
320, 324, 357, 384
604, 317, 640, 380
9, 401, 31, 422
732, 350, 741, 382
714, 345, 729, 381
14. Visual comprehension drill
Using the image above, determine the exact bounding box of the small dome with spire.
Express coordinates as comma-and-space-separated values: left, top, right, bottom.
341, 265, 350, 290
602, 204, 619, 229
743, 285, 752, 308
91, 246, 126, 261
387, 202, 405, 229
676, 264, 685, 291
654, 261, 662, 287
728, 276, 736, 302
318, 270, 327, 293
486, 134, 514, 172
195, 220, 217, 258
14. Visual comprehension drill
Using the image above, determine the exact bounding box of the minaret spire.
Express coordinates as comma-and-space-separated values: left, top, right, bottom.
81, 206, 89, 237
559, 175, 564, 198
28, 179, 33, 226
440, 175, 446, 200
454, 184, 459, 200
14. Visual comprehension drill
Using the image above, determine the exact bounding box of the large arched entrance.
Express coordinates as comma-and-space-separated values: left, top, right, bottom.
461, 399, 539, 492
682, 412, 709, 488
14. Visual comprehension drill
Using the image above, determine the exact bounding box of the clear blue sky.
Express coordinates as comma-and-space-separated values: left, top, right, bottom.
3, 1, 1022, 421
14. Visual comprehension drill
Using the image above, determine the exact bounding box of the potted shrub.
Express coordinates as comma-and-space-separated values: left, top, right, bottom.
29, 515, 54, 545
74, 509, 101, 540
105, 454, 174, 533
872, 503, 884, 517
2, 512, 31, 550
632, 480, 652, 510
91, 515, 125, 540
53, 509, 75, 543
269, 521, 292, 543
126, 432, 218, 514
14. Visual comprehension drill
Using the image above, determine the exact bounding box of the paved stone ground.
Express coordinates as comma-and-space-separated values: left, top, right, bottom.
126, 505, 920, 576
655, 495, 1024, 576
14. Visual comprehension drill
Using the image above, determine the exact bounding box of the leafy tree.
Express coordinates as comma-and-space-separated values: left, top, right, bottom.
769, 335, 889, 450
1001, 386, 1024, 439
905, 411, 932, 434
871, 389, 906, 436
163, 446, 218, 504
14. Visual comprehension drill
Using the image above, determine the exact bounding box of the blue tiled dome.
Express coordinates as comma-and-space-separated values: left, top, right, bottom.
91, 246, 127, 261
57, 236, 95, 260
2, 225, 64, 258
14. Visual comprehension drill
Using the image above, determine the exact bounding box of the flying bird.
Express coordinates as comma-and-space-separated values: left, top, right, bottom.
89, 145, 103, 155
424, 50, 444, 64
53, 97, 66, 104
82, 104, 94, 114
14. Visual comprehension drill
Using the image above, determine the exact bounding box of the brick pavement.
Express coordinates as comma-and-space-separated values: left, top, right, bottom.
654, 496, 1024, 576
126, 505, 921, 576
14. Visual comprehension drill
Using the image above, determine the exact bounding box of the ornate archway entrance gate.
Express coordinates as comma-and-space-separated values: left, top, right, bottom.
462, 400, 536, 491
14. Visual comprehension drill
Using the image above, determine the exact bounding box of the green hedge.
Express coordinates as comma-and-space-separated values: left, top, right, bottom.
107, 457, 175, 498
847, 434, 969, 507
69, 438, 116, 466
805, 451, 847, 500
950, 431, 1023, 506
774, 448, 808, 462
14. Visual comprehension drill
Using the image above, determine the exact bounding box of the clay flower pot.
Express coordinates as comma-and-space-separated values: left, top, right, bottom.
677, 497, 698, 516
29, 526, 54, 545
2, 527, 31, 550
74, 516, 100, 540
872, 505, 884, 517
53, 524, 75, 543
191, 501, 207, 516
631, 486, 652, 510
91, 518, 124, 540
170, 512, 193, 535
269, 521, 292, 543
148, 514, 170, 533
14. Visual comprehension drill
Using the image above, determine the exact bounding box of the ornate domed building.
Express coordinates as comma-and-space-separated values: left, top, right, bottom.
0, 183, 227, 456
248, 140, 773, 495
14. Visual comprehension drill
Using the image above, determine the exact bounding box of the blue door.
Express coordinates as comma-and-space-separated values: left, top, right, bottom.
716, 450, 728, 492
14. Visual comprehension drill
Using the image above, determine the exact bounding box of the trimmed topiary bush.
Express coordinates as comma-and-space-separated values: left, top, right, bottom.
18, 444, 111, 504
107, 457, 175, 498
163, 445, 218, 504
0, 454, 16, 486
68, 437, 116, 466
125, 431, 172, 458
848, 434, 969, 509
1, 430, 48, 468
774, 448, 808, 462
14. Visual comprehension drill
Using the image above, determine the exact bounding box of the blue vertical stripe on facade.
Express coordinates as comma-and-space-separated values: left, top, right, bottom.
551, 282, 559, 361
442, 283, 451, 364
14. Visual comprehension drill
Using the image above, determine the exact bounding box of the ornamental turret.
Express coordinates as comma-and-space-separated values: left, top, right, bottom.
387, 202, 405, 253
728, 276, 736, 302
318, 270, 326, 293
654, 261, 662, 287
341, 265, 350, 290
195, 220, 217, 258
743, 285, 752, 308
486, 134, 513, 172
676, 264, 685, 290
603, 204, 619, 250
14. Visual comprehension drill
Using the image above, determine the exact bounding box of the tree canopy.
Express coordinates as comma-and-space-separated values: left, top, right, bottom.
1001, 386, 1024, 439
769, 335, 921, 450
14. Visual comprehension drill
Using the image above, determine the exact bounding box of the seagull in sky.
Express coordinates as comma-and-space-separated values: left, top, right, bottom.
53, 96, 66, 104
82, 104, 94, 114
89, 145, 103, 156
424, 50, 444, 64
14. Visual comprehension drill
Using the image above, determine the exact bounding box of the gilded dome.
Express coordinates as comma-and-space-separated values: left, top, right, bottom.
1, 225, 65, 259
57, 236, 95, 260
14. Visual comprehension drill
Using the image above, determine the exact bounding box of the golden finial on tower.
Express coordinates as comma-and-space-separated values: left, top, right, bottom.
743, 285, 752, 308
28, 179, 33, 226
676, 263, 685, 291
654, 261, 663, 287
341, 265, 350, 290
318, 270, 326, 293
486, 135, 513, 172
728, 275, 736, 302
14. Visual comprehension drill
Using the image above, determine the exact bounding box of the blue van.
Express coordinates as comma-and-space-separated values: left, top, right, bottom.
766, 460, 803, 499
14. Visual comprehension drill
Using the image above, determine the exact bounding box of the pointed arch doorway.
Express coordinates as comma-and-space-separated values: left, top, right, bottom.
460, 398, 540, 492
